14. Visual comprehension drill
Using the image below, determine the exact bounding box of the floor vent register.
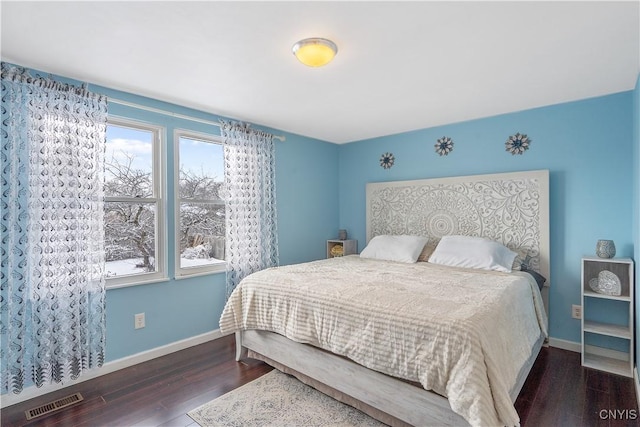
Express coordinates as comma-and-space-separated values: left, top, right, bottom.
25, 393, 84, 420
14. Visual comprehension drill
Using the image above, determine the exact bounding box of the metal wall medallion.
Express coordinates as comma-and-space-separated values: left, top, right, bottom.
380, 152, 395, 169
505, 133, 531, 155
434, 136, 454, 156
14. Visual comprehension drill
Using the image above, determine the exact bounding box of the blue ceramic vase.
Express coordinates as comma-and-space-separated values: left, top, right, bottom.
596, 240, 616, 259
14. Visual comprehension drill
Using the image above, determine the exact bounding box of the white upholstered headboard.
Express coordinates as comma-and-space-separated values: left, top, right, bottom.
366, 170, 550, 288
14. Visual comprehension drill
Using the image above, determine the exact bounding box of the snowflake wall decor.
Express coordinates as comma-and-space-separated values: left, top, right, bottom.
505, 133, 531, 155
380, 152, 395, 169
434, 136, 454, 156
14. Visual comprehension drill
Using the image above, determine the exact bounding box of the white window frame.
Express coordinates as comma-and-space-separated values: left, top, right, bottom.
174, 129, 226, 278
105, 116, 167, 289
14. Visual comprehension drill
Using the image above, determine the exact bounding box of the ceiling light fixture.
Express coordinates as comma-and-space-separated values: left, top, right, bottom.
292, 38, 338, 67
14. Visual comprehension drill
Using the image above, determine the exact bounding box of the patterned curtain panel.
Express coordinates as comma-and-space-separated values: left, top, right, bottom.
220, 120, 279, 298
0, 64, 107, 394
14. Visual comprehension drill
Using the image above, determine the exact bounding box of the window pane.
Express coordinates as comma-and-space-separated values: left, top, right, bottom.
105, 201, 157, 277
178, 137, 223, 200
179, 202, 225, 269
106, 124, 154, 198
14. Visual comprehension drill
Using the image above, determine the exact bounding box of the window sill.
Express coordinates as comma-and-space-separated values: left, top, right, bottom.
174, 268, 226, 280
105, 266, 225, 289
106, 276, 170, 290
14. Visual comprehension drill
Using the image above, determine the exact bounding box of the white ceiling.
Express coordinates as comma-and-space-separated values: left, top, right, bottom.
2, 1, 639, 144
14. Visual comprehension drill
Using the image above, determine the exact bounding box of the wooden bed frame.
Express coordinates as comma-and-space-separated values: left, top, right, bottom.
235, 170, 550, 426
236, 330, 544, 426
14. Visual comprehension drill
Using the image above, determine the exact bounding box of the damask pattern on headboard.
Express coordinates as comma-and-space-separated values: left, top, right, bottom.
366, 170, 550, 283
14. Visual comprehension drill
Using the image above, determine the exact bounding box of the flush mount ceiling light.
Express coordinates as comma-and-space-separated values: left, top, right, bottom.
292, 38, 338, 67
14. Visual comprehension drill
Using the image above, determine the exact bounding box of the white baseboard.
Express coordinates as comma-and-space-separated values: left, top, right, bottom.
0, 329, 224, 409
548, 337, 581, 353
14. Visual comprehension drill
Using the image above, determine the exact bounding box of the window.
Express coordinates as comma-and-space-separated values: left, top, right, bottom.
105, 118, 166, 288
175, 130, 226, 277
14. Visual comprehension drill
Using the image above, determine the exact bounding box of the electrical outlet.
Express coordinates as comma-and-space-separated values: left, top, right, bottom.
571, 304, 582, 320
134, 313, 145, 329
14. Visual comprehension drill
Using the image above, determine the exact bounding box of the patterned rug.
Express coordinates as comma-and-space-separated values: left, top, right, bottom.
188, 370, 387, 426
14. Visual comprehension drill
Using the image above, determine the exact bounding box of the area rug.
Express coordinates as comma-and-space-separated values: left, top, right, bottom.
188, 370, 387, 426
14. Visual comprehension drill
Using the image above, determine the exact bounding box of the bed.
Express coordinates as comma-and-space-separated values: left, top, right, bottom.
220, 170, 550, 427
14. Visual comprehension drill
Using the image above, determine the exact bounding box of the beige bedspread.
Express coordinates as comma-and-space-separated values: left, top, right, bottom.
219, 255, 548, 427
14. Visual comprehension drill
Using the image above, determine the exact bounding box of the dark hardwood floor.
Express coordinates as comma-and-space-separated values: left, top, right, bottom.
1, 335, 637, 426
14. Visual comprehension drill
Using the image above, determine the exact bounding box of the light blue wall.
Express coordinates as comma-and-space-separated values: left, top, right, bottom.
633, 73, 640, 369
338, 92, 634, 344
1, 63, 339, 363
275, 133, 340, 266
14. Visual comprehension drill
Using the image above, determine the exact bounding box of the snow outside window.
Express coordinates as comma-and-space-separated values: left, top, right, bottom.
174, 130, 226, 277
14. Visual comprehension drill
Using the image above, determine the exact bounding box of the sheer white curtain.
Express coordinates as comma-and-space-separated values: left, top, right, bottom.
220, 120, 278, 297
1, 64, 107, 393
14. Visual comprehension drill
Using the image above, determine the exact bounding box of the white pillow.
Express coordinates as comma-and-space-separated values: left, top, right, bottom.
428, 235, 517, 273
360, 235, 429, 263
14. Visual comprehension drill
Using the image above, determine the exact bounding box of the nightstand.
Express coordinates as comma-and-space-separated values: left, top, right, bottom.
581, 257, 634, 377
326, 239, 357, 258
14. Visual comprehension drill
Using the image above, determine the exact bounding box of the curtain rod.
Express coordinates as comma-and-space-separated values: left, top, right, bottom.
108, 97, 286, 142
